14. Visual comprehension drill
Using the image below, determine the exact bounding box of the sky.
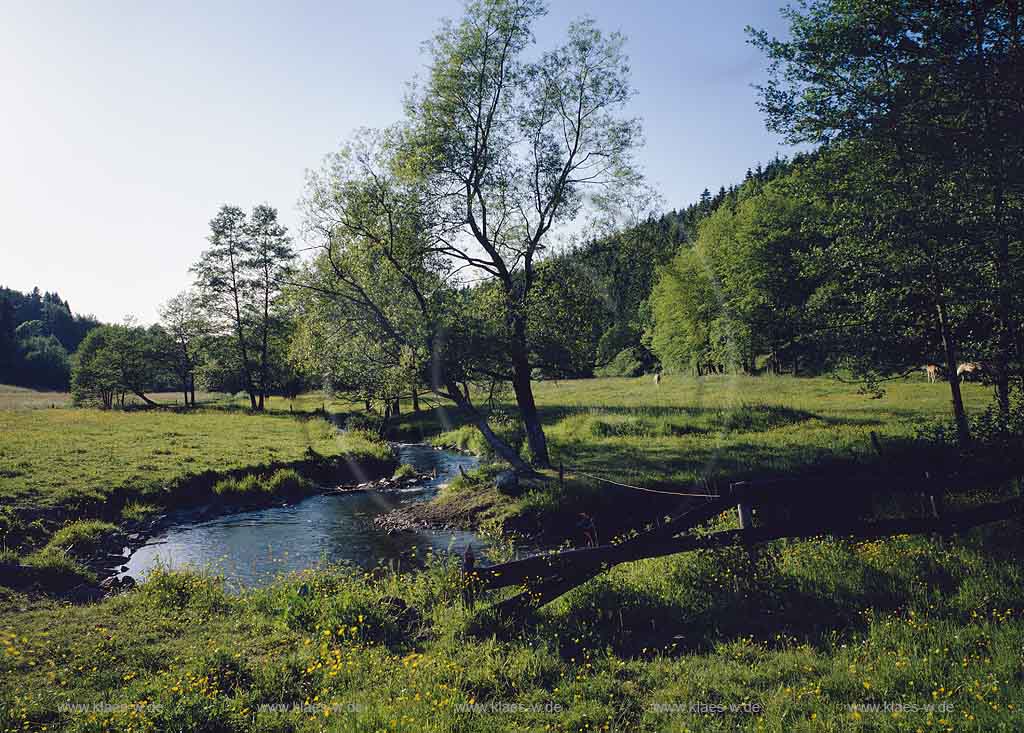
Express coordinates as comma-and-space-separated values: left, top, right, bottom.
0, 0, 796, 325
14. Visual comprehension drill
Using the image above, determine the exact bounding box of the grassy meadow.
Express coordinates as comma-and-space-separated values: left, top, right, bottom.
0, 396, 394, 586
396, 374, 998, 540
1, 518, 1021, 732
1, 375, 1022, 732
0, 407, 390, 515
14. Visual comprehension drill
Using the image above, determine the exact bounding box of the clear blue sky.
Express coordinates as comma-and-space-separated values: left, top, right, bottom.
1, 1, 795, 324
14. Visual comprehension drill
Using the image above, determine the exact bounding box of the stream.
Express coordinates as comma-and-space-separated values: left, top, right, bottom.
118, 444, 482, 589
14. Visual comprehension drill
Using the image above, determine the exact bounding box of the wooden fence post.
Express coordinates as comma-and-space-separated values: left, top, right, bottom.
731, 481, 753, 530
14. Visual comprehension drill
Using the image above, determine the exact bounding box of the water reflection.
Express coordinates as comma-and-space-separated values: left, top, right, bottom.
121, 444, 480, 588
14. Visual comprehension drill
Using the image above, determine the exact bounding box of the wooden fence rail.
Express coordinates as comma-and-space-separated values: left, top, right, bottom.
475, 481, 1023, 617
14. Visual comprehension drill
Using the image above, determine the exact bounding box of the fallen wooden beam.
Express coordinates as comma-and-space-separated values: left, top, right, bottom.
480, 494, 735, 590
484, 496, 1024, 615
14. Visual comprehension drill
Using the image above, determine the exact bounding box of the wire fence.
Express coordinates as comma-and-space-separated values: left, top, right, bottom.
564, 466, 721, 498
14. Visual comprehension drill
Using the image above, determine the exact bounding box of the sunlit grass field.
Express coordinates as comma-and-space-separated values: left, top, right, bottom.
0, 408, 389, 515
534, 374, 991, 484
402, 375, 995, 536
413, 375, 991, 480
1, 522, 1020, 732
1, 375, 1019, 732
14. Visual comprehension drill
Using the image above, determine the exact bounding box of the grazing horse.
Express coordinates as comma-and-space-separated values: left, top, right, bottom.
957, 362, 985, 382
654, 372, 661, 386
923, 364, 942, 383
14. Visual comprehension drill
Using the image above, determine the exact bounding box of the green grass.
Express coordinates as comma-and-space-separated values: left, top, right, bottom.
532, 374, 991, 484
18, 549, 96, 587
0, 385, 70, 410
0, 376, 1019, 731
397, 375, 996, 536
0, 518, 1020, 732
0, 409, 393, 557
120, 501, 160, 523
41, 520, 119, 557
393, 463, 418, 480
212, 468, 313, 503
0, 409, 386, 514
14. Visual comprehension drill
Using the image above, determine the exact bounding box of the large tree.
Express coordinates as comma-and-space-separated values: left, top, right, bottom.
300, 130, 535, 469
191, 205, 295, 411
246, 205, 297, 410
750, 0, 1024, 443
159, 290, 209, 407
71, 323, 162, 408
395, 0, 643, 466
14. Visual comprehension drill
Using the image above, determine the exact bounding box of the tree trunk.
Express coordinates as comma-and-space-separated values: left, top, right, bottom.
937, 300, 971, 446
992, 191, 1013, 420
190, 374, 196, 407
227, 251, 258, 411
510, 364, 550, 467
508, 316, 550, 466
444, 378, 531, 472
412, 385, 419, 413
133, 391, 158, 407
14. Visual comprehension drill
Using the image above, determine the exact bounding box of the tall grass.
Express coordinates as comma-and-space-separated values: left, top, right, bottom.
0, 519, 1020, 732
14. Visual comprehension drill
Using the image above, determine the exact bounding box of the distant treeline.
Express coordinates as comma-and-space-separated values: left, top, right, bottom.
0, 287, 100, 390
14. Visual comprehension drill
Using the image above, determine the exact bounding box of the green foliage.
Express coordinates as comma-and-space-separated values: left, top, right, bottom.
392, 463, 417, 480
191, 204, 297, 410
595, 324, 638, 367
43, 520, 119, 557
648, 177, 823, 376
17, 335, 70, 390
120, 501, 160, 523
594, 347, 644, 378
71, 324, 167, 408
0, 287, 98, 389
526, 258, 606, 378
750, 0, 1024, 441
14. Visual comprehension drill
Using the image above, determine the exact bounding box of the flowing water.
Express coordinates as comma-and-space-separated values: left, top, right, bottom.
119, 444, 481, 589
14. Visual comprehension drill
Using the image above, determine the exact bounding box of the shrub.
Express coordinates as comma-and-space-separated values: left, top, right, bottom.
44, 520, 119, 557
393, 463, 417, 480
121, 501, 160, 522
595, 347, 645, 377
264, 468, 311, 499
21, 548, 96, 586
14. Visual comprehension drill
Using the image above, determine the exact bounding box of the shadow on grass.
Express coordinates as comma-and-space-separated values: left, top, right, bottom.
474, 535, 988, 660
